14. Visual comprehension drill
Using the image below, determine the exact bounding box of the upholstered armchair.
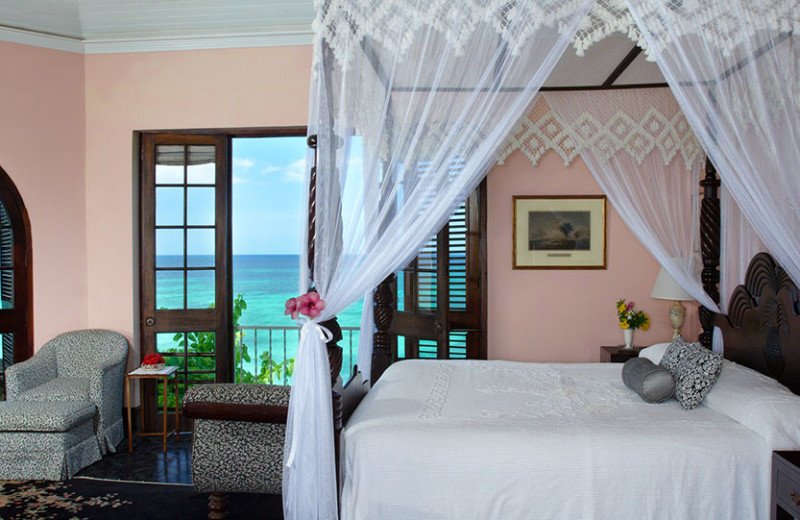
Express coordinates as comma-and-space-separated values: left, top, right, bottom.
183, 383, 290, 519
5, 329, 130, 454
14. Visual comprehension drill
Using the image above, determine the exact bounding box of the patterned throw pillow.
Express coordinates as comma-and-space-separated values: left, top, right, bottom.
659, 336, 723, 410
659, 336, 695, 374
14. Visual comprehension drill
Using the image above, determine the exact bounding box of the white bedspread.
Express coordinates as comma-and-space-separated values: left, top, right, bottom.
341, 360, 776, 520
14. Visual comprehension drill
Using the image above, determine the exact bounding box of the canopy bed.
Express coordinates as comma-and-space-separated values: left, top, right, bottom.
339, 252, 800, 519
282, 1, 800, 519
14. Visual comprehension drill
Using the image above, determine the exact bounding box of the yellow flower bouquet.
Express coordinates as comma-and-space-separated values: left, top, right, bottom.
616, 299, 650, 330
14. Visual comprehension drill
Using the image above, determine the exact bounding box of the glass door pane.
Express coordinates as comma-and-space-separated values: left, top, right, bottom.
154, 144, 216, 311
156, 331, 216, 408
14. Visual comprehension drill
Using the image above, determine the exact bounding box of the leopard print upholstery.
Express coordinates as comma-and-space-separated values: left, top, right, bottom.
5, 329, 129, 455
184, 384, 290, 494
183, 382, 291, 407
0, 401, 102, 480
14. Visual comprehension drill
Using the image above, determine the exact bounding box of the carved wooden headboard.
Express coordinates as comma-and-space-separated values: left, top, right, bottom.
712, 253, 800, 394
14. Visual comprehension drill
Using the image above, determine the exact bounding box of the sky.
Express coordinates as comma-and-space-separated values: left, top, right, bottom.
154, 135, 371, 257
232, 136, 307, 255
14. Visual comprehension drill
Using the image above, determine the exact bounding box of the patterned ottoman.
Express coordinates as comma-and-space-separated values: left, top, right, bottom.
0, 401, 101, 480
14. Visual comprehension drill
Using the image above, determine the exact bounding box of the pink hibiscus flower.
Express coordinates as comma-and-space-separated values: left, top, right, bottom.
285, 292, 326, 320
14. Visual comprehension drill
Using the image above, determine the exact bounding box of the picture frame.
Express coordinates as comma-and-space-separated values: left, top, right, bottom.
512, 195, 607, 269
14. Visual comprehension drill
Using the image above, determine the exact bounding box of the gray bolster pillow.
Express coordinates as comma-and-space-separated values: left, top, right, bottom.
622, 357, 675, 403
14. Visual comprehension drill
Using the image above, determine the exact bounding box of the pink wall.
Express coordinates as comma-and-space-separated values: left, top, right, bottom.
486, 149, 699, 362
1, 38, 700, 365
84, 46, 313, 369
0, 42, 88, 348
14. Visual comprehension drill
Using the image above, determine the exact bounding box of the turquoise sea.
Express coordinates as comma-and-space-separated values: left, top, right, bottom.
231, 255, 364, 327
156, 255, 363, 383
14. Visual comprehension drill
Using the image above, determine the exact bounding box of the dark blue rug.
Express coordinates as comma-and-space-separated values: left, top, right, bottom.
0, 477, 283, 519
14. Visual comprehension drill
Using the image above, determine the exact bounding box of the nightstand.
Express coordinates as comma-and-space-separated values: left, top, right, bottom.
600, 345, 643, 363
772, 451, 800, 519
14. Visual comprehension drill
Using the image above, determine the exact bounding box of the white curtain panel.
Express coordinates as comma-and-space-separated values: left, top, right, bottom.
720, 186, 767, 311
284, 1, 594, 519
544, 88, 718, 311
627, 1, 800, 290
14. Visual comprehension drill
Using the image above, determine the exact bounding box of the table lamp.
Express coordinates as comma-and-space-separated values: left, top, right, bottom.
650, 267, 695, 339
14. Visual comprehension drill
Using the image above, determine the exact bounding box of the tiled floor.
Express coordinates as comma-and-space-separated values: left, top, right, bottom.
76, 432, 193, 484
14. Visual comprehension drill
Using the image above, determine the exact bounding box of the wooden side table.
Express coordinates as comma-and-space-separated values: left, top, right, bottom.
600, 345, 643, 363
125, 365, 180, 453
772, 451, 800, 519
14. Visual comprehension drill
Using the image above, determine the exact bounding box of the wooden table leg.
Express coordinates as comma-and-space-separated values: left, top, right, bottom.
126, 375, 133, 452
138, 381, 144, 448
161, 374, 168, 453
174, 371, 180, 442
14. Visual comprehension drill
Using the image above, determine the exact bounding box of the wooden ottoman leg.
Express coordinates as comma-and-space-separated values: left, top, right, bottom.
208, 492, 229, 520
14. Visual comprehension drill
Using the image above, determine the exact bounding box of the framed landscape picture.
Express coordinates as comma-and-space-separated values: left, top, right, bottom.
512, 195, 607, 269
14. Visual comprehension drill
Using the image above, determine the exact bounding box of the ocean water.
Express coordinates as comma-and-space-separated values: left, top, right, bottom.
156, 255, 363, 382
232, 255, 363, 327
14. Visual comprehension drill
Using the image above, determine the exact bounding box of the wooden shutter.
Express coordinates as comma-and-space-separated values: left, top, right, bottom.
0, 203, 13, 371
392, 181, 486, 360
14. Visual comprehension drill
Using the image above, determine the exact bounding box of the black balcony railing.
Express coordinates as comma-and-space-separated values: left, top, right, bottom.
234, 325, 360, 386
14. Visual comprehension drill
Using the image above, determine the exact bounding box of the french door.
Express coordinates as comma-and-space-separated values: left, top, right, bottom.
139, 128, 308, 428
391, 181, 486, 360
139, 134, 232, 428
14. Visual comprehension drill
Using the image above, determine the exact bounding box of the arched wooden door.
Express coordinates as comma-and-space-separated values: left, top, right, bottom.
0, 165, 33, 392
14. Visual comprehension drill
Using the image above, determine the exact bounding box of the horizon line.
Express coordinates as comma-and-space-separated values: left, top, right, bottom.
156, 252, 301, 256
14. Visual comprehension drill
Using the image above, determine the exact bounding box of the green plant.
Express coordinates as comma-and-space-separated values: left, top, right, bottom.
257, 351, 295, 384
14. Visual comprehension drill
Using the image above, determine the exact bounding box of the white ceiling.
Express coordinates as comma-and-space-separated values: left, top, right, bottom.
0, 0, 666, 88
0, 0, 316, 53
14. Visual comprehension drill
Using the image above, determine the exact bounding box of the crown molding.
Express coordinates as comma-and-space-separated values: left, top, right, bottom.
83, 28, 313, 54
0, 25, 313, 55
0, 26, 84, 54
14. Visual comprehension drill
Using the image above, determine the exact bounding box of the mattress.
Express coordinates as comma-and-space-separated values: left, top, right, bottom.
340, 359, 784, 520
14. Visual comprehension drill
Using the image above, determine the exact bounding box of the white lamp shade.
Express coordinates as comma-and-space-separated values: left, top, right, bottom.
651, 267, 696, 301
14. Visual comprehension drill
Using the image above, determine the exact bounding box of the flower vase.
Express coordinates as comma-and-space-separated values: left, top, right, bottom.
623, 328, 634, 349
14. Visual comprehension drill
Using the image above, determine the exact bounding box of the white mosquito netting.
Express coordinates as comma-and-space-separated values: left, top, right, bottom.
544, 88, 716, 311
284, 1, 594, 518
284, 1, 800, 518
629, 0, 800, 294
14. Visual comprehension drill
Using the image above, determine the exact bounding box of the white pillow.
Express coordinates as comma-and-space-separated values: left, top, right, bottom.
638, 342, 671, 364
704, 360, 800, 450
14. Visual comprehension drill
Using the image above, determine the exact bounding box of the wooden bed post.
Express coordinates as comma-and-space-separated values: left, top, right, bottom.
699, 157, 721, 348
307, 133, 318, 278
371, 274, 395, 385
306, 132, 345, 494
323, 318, 343, 429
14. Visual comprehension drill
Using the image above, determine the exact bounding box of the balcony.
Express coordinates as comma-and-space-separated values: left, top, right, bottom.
154, 324, 361, 412
233, 324, 360, 386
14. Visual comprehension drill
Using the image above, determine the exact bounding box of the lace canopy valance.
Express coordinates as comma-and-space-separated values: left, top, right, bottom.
315, 0, 800, 63
496, 90, 704, 170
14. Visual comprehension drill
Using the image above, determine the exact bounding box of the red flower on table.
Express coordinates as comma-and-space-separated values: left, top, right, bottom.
142, 353, 165, 366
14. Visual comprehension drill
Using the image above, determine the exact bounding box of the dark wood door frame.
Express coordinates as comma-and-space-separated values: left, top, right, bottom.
137, 127, 307, 427
0, 165, 33, 368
